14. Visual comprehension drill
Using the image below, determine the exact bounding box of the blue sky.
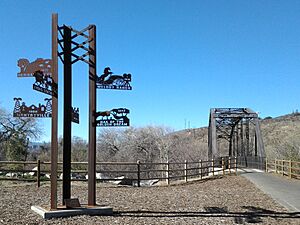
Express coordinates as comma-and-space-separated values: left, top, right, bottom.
0, 0, 300, 141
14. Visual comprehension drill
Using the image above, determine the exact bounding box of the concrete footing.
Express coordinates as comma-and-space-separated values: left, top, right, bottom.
31, 205, 113, 219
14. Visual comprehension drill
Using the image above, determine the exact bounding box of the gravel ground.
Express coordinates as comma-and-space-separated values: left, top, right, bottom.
0, 175, 299, 225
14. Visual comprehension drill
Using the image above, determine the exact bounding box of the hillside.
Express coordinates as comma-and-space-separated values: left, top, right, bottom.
5, 113, 298, 163
169, 113, 300, 161
260, 113, 300, 160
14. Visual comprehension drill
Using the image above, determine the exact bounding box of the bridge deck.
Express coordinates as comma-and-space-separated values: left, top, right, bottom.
241, 169, 300, 212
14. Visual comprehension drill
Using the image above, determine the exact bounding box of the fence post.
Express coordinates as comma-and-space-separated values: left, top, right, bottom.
37, 159, 41, 188
265, 158, 268, 173
137, 160, 140, 187
22, 162, 25, 178
228, 157, 231, 175
289, 160, 292, 179
199, 160, 202, 180
235, 156, 237, 175
166, 161, 169, 185
222, 158, 225, 175
184, 160, 188, 183
282, 160, 284, 176
212, 158, 215, 176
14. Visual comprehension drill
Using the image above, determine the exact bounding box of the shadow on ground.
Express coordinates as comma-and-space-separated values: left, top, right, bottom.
115, 206, 300, 224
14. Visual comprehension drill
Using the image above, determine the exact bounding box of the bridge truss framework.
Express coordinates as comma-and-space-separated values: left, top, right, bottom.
208, 108, 265, 161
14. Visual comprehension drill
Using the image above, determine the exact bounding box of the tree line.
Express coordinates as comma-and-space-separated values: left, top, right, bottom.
2, 103, 299, 165
0, 104, 207, 164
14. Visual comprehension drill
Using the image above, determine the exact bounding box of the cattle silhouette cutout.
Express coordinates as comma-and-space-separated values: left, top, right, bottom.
96, 108, 130, 126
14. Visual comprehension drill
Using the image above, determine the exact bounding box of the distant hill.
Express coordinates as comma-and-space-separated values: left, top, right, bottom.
260, 113, 300, 160
169, 113, 300, 161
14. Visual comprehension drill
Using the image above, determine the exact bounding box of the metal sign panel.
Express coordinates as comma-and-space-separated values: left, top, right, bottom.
32, 70, 58, 97
96, 67, 132, 90
96, 108, 130, 127
13, 98, 52, 117
71, 107, 79, 124
17, 58, 52, 77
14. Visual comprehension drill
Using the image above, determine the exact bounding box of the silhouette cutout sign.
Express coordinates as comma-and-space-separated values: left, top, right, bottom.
13, 98, 52, 117
33, 70, 58, 97
71, 107, 79, 124
96, 108, 130, 126
17, 58, 52, 77
96, 67, 132, 90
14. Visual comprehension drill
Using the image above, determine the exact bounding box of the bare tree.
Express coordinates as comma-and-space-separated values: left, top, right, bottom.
0, 106, 42, 161
95, 126, 174, 178
96, 128, 123, 161
72, 136, 88, 170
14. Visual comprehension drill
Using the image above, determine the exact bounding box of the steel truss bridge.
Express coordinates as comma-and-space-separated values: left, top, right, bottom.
208, 108, 265, 166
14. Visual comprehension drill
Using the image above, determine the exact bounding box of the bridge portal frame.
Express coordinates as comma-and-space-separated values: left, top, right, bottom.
208, 108, 265, 160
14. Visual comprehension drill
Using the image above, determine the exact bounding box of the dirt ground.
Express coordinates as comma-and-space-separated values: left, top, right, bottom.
0, 175, 299, 224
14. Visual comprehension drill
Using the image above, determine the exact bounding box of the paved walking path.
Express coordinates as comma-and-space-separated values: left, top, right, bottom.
240, 169, 300, 212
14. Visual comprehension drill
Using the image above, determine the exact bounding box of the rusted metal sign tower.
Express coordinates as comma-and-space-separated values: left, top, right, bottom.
208, 108, 265, 160
14, 14, 131, 212
55, 15, 131, 207
56, 22, 90, 207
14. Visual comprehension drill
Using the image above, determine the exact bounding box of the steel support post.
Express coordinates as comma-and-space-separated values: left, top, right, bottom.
240, 120, 244, 155
50, 13, 58, 210
232, 134, 235, 157
88, 25, 97, 206
229, 131, 233, 157
245, 119, 250, 155
254, 118, 265, 158
254, 132, 258, 156
236, 124, 239, 156
63, 25, 72, 203
208, 109, 217, 159
229, 123, 237, 157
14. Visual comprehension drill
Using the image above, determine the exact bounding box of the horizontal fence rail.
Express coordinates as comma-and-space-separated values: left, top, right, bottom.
0, 157, 238, 187
266, 159, 300, 179
236, 156, 300, 180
